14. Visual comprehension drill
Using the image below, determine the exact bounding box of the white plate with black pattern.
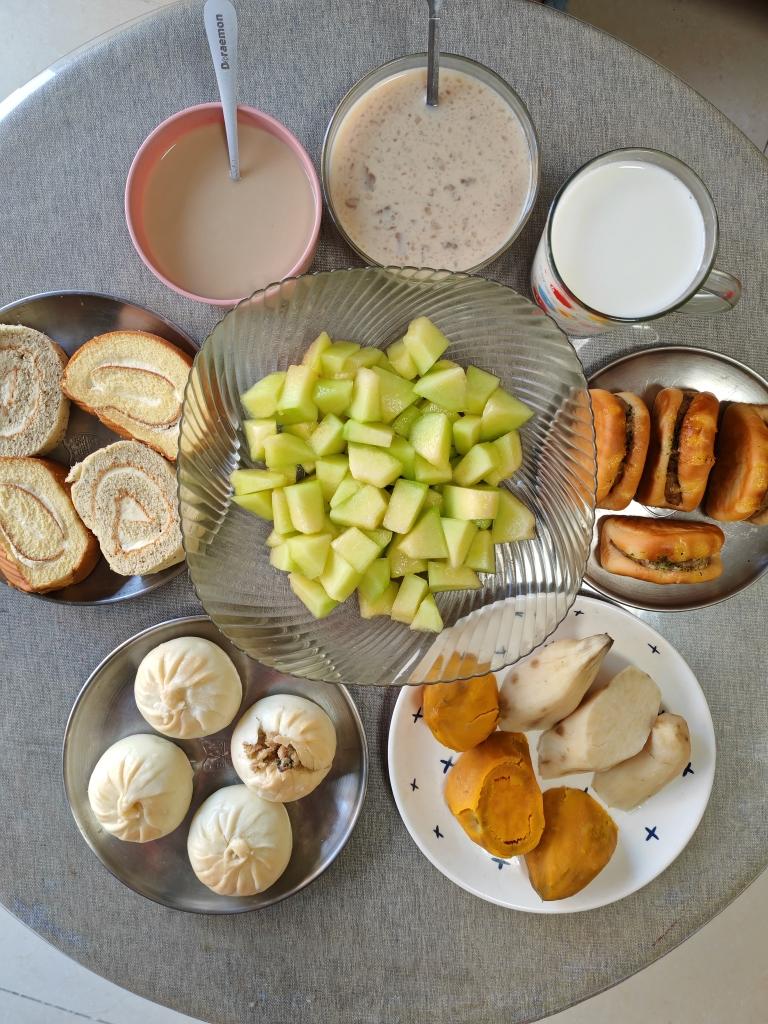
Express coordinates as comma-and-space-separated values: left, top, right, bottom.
387, 596, 716, 912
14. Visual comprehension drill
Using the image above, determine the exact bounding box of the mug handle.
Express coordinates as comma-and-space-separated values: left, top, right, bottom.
678, 269, 742, 315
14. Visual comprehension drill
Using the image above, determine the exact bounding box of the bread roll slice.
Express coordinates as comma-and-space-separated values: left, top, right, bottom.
61, 331, 192, 460
67, 440, 184, 575
0, 325, 70, 457
0, 457, 98, 592
705, 403, 768, 523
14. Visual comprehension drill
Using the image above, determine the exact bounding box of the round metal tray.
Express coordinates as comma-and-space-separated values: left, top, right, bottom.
63, 615, 368, 914
0, 290, 198, 603
586, 345, 768, 611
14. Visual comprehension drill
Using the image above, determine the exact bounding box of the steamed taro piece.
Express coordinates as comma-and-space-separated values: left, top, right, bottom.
538, 666, 660, 779
231, 694, 337, 802
525, 787, 618, 900
423, 652, 499, 751
592, 713, 691, 810
498, 633, 613, 732
444, 731, 544, 858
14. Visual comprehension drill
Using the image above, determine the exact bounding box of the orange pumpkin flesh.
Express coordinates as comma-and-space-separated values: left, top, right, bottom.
444, 731, 544, 858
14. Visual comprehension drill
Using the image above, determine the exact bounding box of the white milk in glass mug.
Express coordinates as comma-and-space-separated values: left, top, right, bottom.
531, 148, 741, 335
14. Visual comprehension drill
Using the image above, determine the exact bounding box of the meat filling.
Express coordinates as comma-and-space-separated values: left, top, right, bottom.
243, 733, 300, 773
608, 396, 633, 496
610, 541, 710, 573
664, 391, 695, 506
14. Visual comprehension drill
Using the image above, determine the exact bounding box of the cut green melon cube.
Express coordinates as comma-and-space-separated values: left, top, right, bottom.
288, 533, 332, 579
485, 430, 523, 485
271, 489, 294, 534
464, 530, 496, 572
383, 478, 428, 534
270, 542, 296, 572
264, 433, 315, 469
442, 484, 500, 520
345, 347, 384, 371
276, 365, 318, 424
316, 455, 349, 500
331, 527, 380, 574
453, 443, 499, 487
386, 338, 418, 380
427, 562, 481, 592
413, 456, 452, 485
358, 558, 391, 601
231, 468, 291, 495
233, 490, 273, 519
361, 527, 392, 550
343, 420, 394, 447
309, 414, 346, 457
441, 517, 478, 568
410, 593, 443, 633
400, 509, 448, 560
423, 488, 443, 510
329, 474, 362, 508
319, 550, 362, 602
284, 478, 325, 534
348, 444, 402, 487
313, 377, 354, 415
329, 484, 388, 529
320, 341, 360, 376
359, 580, 399, 619
266, 528, 294, 548
402, 317, 449, 375
241, 371, 286, 419
428, 359, 459, 373
243, 419, 277, 461
301, 331, 332, 372
491, 490, 536, 543
372, 366, 417, 423
393, 405, 422, 440
388, 535, 427, 577
480, 389, 534, 440
413, 365, 467, 413
289, 573, 338, 618
410, 412, 451, 467
282, 422, 316, 441
453, 415, 482, 455
391, 573, 429, 624
389, 436, 416, 478
348, 367, 381, 422
418, 400, 460, 423
465, 365, 500, 415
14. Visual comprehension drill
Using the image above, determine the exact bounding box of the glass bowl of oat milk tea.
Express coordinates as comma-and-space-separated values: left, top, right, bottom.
531, 147, 741, 335
322, 53, 539, 271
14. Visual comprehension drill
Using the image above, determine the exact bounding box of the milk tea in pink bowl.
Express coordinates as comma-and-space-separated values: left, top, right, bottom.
531, 148, 741, 335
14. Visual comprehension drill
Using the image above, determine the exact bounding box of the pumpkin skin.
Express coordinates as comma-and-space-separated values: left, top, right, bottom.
444, 731, 544, 857
524, 787, 618, 900
423, 667, 499, 752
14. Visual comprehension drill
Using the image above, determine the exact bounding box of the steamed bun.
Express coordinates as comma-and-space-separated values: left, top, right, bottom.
231, 694, 336, 802
134, 636, 242, 739
187, 785, 292, 896
87, 734, 193, 843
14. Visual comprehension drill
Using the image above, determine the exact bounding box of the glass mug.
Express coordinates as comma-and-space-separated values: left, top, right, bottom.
531, 148, 741, 336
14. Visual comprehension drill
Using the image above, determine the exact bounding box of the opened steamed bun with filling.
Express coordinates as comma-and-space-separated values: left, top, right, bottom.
231, 694, 336, 802
187, 785, 292, 896
134, 636, 242, 739
87, 734, 193, 843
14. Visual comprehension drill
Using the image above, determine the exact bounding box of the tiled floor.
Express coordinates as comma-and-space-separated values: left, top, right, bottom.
1, 1, 766, 1021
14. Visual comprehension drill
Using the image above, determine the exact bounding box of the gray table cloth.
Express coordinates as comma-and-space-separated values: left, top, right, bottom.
0, 2, 766, 1022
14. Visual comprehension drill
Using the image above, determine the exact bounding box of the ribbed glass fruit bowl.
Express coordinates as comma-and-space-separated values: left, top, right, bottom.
179, 268, 595, 687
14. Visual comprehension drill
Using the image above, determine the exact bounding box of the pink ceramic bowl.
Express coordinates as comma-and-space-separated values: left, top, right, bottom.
125, 103, 322, 306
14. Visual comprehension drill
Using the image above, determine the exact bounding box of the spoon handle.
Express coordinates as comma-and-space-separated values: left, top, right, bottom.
426, 0, 441, 106
204, 0, 240, 180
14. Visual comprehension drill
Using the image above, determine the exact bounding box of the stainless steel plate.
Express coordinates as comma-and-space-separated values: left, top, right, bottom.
0, 290, 198, 603
63, 615, 368, 914
586, 345, 768, 611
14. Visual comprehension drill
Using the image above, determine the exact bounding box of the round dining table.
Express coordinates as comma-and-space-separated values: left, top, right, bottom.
0, 1, 766, 1022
